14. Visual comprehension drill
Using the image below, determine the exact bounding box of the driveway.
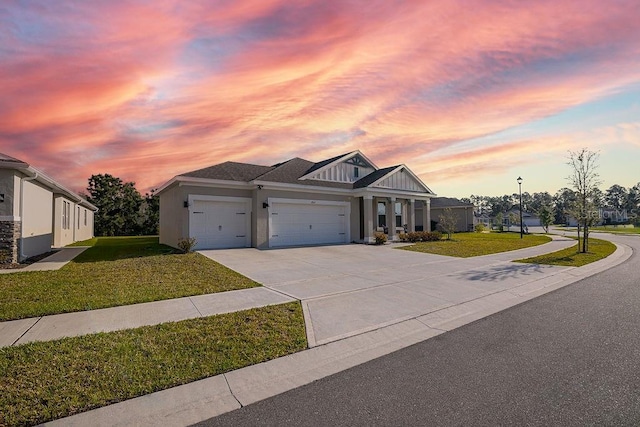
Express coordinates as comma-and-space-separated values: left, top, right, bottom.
200, 239, 578, 346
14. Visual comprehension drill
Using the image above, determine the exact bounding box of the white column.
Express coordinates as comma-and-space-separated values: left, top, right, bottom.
408, 199, 415, 232
387, 197, 396, 241
425, 199, 431, 232
363, 196, 374, 243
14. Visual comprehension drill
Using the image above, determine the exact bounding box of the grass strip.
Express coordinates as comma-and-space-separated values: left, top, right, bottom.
0, 237, 258, 321
0, 302, 307, 427
399, 232, 552, 257
515, 237, 616, 267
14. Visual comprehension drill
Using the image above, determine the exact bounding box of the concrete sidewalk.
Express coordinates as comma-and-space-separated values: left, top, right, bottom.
45, 234, 633, 427
0, 246, 90, 274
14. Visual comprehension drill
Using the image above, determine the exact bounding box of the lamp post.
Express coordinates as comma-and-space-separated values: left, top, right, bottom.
517, 176, 523, 239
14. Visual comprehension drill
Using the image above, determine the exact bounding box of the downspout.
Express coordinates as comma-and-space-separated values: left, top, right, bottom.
19, 169, 39, 261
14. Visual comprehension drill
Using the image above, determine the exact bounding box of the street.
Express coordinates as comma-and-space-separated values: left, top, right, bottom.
196, 234, 640, 426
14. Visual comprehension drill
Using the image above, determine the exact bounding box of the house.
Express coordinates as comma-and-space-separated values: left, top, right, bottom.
0, 153, 97, 264
157, 151, 436, 250
505, 209, 541, 228
425, 197, 475, 232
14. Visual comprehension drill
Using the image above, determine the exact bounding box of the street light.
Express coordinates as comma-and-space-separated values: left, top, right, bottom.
517, 176, 523, 239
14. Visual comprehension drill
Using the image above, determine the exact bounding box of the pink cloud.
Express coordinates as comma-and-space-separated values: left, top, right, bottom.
1, 0, 639, 194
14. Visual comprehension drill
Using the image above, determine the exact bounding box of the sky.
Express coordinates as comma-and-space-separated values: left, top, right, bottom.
1, 0, 639, 198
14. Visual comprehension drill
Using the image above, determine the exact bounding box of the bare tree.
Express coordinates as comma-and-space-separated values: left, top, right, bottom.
567, 149, 602, 253
438, 208, 457, 240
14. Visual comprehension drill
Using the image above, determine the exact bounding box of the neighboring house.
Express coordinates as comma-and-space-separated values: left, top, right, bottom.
0, 153, 97, 264
425, 197, 475, 232
505, 209, 541, 228
157, 150, 436, 250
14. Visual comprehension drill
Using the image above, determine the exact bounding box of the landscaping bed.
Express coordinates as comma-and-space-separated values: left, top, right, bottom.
516, 238, 616, 267
0, 302, 307, 427
399, 232, 551, 257
0, 237, 258, 321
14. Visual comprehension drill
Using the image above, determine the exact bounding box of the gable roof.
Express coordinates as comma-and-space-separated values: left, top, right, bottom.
164, 150, 433, 195
0, 152, 29, 168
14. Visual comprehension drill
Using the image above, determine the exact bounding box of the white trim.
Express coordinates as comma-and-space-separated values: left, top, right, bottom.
354, 188, 434, 199
253, 180, 353, 195
187, 195, 252, 248
0, 215, 21, 221
298, 150, 379, 181
159, 176, 253, 194
267, 198, 351, 248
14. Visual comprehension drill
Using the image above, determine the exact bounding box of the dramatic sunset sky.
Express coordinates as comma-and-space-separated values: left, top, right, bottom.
1, 1, 639, 197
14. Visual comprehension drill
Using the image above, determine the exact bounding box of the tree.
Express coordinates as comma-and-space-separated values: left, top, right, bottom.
553, 188, 577, 225
529, 192, 553, 214
140, 189, 160, 235
438, 208, 457, 240
86, 174, 143, 236
508, 211, 518, 232
494, 212, 504, 232
567, 149, 602, 253
604, 184, 628, 210
538, 204, 554, 233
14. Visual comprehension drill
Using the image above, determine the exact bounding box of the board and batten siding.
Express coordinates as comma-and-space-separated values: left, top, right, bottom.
374, 169, 423, 192
309, 163, 375, 183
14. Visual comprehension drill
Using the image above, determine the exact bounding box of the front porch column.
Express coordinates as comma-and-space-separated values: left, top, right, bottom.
387, 197, 396, 241
423, 199, 431, 232
363, 195, 374, 243
408, 199, 415, 232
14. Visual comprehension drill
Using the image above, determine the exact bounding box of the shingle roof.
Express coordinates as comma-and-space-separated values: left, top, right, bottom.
0, 152, 28, 168
431, 197, 474, 208
302, 152, 351, 175
181, 161, 274, 182
353, 166, 398, 189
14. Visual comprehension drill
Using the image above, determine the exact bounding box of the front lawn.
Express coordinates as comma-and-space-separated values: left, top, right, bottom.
515, 238, 616, 267
554, 225, 640, 235
0, 237, 258, 321
0, 302, 307, 427
399, 232, 552, 257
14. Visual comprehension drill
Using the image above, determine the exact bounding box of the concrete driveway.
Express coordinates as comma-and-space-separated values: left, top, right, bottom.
200, 239, 578, 346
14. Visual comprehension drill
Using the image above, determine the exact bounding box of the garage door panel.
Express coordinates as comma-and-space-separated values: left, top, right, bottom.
270, 201, 348, 247
191, 199, 250, 249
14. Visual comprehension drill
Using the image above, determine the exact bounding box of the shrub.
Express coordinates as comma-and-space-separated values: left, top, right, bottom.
474, 223, 486, 233
177, 237, 197, 253
406, 231, 420, 243
398, 233, 408, 242
422, 231, 442, 241
374, 232, 387, 245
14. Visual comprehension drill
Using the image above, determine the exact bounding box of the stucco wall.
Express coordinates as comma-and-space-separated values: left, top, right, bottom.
21, 179, 54, 258
74, 207, 95, 241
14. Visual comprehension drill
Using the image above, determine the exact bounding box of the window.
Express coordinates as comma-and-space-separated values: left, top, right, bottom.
395, 202, 402, 228
62, 201, 71, 230
377, 202, 386, 227
354, 167, 359, 178
78, 206, 81, 229
84, 209, 87, 226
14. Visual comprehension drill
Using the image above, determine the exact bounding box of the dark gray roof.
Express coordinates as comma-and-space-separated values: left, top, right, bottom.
353, 166, 397, 189
303, 152, 350, 175
182, 161, 274, 181
0, 152, 28, 168
431, 197, 474, 208
257, 158, 353, 189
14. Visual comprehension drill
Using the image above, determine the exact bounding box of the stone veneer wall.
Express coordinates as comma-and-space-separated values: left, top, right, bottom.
0, 220, 21, 264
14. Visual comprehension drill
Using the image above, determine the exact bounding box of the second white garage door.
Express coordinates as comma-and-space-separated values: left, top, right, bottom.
190, 197, 251, 249
269, 200, 349, 247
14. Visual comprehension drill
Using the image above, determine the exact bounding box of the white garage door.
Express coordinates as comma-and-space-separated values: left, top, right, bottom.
269, 200, 348, 247
190, 198, 251, 249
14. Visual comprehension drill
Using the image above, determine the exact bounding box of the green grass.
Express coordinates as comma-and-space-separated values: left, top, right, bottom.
0, 237, 258, 321
399, 232, 552, 257
0, 302, 307, 427
516, 238, 616, 267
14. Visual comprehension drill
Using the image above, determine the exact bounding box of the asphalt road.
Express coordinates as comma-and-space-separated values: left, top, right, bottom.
195, 234, 639, 427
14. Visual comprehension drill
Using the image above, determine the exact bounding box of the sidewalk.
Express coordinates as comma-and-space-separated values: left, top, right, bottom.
1, 233, 631, 426
0, 246, 89, 274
